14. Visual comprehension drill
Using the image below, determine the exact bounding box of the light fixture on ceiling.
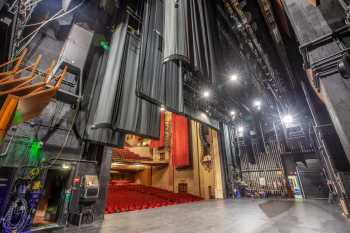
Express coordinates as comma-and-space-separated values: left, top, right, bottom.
160, 105, 166, 112
281, 114, 294, 125
230, 74, 238, 82
62, 163, 71, 170
253, 99, 262, 110
202, 90, 211, 98
238, 126, 244, 133
253, 99, 261, 107
111, 162, 124, 166
230, 110, 236, 116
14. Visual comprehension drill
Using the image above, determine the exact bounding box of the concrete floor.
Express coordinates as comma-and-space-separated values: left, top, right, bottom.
52, 199, 350, 233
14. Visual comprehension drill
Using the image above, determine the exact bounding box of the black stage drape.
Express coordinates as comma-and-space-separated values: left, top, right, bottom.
163, 0, 189, 62
93, 23, 128, 129
187, 0, 216, 82
219, 123, 235, 197
221, 124, 234, 168
77, 52, 124, 147
137, 0, 185, 113
79, 0, 218, 143
137, 0, 217, 113
91, 21, 160, 139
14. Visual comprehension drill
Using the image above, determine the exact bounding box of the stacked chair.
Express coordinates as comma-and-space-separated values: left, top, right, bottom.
0, 49, 67, 141
105, 183, 203, 214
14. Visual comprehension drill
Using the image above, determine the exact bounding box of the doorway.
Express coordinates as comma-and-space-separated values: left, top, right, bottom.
32, 168, 70, 228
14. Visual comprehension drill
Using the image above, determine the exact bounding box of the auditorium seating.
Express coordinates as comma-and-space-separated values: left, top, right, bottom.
112, 148, 153, 161
105, 183, 203, 214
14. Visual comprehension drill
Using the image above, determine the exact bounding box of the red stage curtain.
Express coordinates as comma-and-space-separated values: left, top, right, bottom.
150, 112, 165, 148
172, 113, 190, 167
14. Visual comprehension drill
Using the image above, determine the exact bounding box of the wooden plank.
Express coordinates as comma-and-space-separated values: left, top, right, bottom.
0, 96, 18, 141
0, 49, 27, 80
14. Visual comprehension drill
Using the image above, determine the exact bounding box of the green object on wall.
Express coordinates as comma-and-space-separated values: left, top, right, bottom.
100, 41, 110, 51
13, 111, 23, 125
29, 139, 42, 163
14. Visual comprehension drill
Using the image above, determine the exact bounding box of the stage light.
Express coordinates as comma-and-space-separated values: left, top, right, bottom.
62, 163, 71, 170
282, 114, 294, 124
202, 90, 210, 98
253, 99, 262, 110
230, 74, 238, 82
112, 162, 124, 166
253, 100, 261, 107
160, 105, 166, 112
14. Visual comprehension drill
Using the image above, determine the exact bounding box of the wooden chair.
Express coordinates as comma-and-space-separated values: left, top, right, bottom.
0, 59, 53, 107
0, 49, 28, 80
16, 66, 67, 121
0, 67, 67, 141
0, 55, 42, 90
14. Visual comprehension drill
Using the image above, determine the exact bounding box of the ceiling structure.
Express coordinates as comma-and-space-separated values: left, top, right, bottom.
2, 0, 317, 134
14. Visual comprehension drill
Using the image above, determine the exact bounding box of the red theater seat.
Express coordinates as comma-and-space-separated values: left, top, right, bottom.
105, 183, 203, 214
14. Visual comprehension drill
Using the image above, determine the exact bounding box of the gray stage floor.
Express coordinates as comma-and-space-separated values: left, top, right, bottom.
50, 199, 350, 233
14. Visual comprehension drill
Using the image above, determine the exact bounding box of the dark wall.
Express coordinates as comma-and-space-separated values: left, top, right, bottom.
94, 146, 112, 220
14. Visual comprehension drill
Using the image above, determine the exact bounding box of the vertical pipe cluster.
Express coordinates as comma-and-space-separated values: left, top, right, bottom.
239, 136, 287, 197
238, 127, 317, 197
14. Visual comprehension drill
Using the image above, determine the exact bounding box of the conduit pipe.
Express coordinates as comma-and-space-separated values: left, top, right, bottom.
222, 0, 288, 109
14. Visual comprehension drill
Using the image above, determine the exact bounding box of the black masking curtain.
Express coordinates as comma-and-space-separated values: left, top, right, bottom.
77, 52, 124, 147
137, 0, 164, 106
137, 0, 217, 113
221, 123, 234, 168
162, 0, 216, 81
92, 21, 160, 139
243, 128, 256, 164
93, 22, 128, 129
163, 0, 189, 62
137, 0, 184, 113
219, 123, 235, 197
187, 0, 216, 82
112, 32, 160, 138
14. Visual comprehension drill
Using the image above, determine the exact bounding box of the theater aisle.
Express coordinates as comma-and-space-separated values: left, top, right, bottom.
50, 199, 350, 233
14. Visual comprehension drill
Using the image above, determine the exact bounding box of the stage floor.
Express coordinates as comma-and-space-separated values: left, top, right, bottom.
49, 199, 350, 233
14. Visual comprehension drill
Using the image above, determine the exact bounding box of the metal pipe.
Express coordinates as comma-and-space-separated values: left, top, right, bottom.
301, 81, 343, 200
337, 0, 348, 11
296, 166, 306, 199
50, 158, 97, 164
